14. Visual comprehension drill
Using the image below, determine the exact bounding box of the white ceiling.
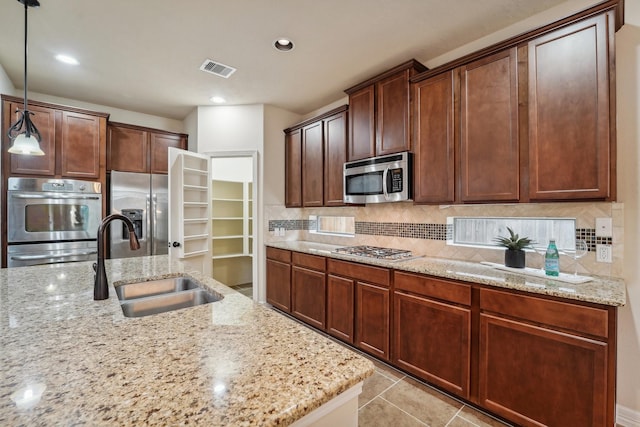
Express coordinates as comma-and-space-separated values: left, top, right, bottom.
0, 0, 590, 121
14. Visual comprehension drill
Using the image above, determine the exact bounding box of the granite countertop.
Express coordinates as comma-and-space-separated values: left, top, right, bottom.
0, 256, 374, 426
267, 241, 626, 307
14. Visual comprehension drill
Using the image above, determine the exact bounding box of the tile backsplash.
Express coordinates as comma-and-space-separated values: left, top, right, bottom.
264, 201, 623, 278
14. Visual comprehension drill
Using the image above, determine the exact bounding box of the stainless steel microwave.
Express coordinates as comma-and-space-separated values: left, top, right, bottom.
343, 152, 412, 204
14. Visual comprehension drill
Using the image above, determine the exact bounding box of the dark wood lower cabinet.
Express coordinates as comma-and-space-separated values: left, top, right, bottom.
327, 274, 355, 343
479, 313, 608, 427
394, 291, 471, 398
265, 248, 616, 427
356, 282, 390, 361
291, 265, 326, 330
266, 248, 292, 312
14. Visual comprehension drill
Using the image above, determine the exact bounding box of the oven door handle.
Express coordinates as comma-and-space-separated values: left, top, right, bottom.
10, 250, 98, 261
10, 194, 101, 200
382, 167, 390, 200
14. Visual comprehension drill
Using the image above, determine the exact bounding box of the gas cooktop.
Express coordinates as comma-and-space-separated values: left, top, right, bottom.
333, 245, 418, 261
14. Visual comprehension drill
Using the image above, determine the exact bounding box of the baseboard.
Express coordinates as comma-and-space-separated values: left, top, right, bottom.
618, 404, 640, 427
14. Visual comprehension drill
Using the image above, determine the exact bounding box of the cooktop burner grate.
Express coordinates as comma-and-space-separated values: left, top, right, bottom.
333, 245, 416, 261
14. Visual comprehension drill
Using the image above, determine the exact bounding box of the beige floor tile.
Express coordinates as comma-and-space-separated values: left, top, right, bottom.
446, 416, 478, 427
371, 358, 406, 381
381, 377, 462, 427
458, 405, 511, 427
358, 397, 426, 427
359, 371, 397, 408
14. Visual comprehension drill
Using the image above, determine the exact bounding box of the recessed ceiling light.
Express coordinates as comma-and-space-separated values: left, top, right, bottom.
273, 38, 294, 52
55, 54, 79, 65
210, 96, 226, 104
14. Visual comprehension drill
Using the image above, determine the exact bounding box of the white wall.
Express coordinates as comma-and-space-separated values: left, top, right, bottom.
0, 63, 15, 96
183, 107, 198, 152
615, 0, 640, 419
197, 105, 264, 153
211, 157, 253, 182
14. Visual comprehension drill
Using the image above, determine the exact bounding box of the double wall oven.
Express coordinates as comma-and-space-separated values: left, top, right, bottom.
6, 177, 102, 267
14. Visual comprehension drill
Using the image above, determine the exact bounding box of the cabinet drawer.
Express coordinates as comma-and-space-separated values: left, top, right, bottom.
292, 252, 326, 271
266, 247, 291, 263
328, 259, 390, 287
480, 288, 609, 339
395, 271, 471, 306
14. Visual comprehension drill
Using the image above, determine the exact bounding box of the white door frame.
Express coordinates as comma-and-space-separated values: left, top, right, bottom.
205, 150, 260, 302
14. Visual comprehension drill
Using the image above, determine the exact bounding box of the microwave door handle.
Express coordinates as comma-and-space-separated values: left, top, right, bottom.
382, 167, 390, 200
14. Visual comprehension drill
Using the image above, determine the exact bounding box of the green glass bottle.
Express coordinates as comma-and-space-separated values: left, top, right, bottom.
544, 239, 560, 276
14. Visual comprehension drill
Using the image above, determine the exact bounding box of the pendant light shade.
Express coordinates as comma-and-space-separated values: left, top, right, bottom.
7, 0, 44, 157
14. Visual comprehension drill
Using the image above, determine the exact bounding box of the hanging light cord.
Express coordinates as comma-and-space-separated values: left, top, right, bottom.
7, 0, 41, 143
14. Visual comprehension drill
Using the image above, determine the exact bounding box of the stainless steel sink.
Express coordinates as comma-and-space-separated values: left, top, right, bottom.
115, 276, 222, 318
116, 277, 201, 301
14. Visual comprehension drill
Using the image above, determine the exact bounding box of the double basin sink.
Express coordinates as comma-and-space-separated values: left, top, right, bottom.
115, 276, 223, 318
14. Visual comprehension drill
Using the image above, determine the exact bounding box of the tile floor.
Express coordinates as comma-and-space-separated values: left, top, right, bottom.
357, 357, 511, 427
230, 283, 253, 298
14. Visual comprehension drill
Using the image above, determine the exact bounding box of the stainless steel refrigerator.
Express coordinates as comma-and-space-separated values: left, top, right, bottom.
109, 171, 168, 258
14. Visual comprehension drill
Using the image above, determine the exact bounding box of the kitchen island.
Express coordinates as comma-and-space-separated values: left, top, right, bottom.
0, 256, 374, 426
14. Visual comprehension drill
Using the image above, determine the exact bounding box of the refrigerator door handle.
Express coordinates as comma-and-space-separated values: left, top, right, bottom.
152, 194, 158, 255
146, 194, 152, 256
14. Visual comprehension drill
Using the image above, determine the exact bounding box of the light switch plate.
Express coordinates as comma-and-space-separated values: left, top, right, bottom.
595, 217, 612, 237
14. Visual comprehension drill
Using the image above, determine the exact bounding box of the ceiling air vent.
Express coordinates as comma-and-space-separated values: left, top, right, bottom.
199, 59, 237, 78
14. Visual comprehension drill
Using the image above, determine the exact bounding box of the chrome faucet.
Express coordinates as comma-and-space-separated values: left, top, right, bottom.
93, 214, 140, 300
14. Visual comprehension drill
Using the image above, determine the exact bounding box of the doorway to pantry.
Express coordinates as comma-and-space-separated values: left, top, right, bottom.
209, 152, 257, 300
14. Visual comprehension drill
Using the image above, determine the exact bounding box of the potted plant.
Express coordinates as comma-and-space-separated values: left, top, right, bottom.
493, 227, 533, 268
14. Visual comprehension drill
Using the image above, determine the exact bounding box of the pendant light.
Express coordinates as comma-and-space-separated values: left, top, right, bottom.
7, 0, 44, 156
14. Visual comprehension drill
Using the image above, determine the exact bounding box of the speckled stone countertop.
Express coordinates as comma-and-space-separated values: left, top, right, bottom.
0, 256, 374, 426
267, 241, 626, 307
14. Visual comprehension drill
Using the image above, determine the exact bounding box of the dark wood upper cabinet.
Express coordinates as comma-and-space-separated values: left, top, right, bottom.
3, 98, 106, 180
60, 111, 103, 179
345, 60, 427, 161
412, 70, 456, 204
527, 13, 614, 201
107, 125, 148, 173
149, 132, 185, 174
323, 110, 347, 206
411, 2, 619, 205
107, 122, 187, 175
284, 128, 302, 208
5, 101, 57, 176
460, 48, 519, 202
347, 85, 375, 160
284, 105, 348, 208
302, 121, 324, 207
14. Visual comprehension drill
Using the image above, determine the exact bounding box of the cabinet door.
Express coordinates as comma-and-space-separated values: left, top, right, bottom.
376, 69, 411, 156
394, 292, 470, 398
348, 85, 375, 161
356, 281, 390, 361
107, 124, 148, 173
266, 259, 291, 312
292, 266, 326, 330
150, 132, 186, 174
302, 121, 323, 207
460, 48, 519, 202
479, 313, 608, 427
284, 128, 302, 207
327, 274, 354, 343
323, 111, 347, 206
528, 14, 612, 200
60, 111, 102, 179
413, 71, 456, 204
7, 102, 56, 176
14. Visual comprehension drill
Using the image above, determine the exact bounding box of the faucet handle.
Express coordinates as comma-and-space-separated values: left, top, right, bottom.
92, 262, 97, 273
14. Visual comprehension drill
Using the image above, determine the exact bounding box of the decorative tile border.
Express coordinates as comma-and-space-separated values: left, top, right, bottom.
267, 220, 610, 251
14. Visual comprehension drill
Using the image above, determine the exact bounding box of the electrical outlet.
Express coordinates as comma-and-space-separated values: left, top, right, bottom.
279, 227, 286, 236
596, 244, 612, 263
